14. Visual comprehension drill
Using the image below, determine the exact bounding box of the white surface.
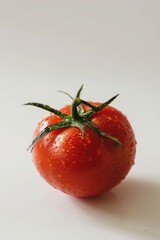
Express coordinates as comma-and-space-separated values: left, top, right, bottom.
0, 1, 160, 239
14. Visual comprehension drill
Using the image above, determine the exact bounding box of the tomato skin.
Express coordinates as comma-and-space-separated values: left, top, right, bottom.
32, 103, 136, 197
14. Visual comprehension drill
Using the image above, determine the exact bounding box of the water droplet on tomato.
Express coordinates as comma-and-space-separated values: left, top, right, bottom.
39, 143, 42, 149
88, 157, 93, 162
127, 160, 134, 166
86, 137, 91, 144
96, 149, 101, 155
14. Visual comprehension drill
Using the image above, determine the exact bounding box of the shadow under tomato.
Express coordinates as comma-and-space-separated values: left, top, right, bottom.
72, 177, 160, 239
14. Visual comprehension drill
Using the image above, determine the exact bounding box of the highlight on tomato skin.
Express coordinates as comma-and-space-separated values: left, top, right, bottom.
25, 86, 136, 197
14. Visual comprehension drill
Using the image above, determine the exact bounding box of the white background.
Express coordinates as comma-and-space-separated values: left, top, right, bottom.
0, 1, 160, 239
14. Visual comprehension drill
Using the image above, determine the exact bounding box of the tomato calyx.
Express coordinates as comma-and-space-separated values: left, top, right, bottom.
24, 85, 122, 151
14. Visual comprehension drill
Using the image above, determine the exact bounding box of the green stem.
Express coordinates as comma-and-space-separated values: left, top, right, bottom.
82, 94, 119, 118
71, 98, 80, 120
28, 121, 72, 151
76, 85, 84, 98
23, 102, 68, 119
25, 86, 122, 151
71, 85, 84, 120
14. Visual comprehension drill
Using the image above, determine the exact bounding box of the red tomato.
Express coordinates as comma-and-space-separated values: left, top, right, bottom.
26, 87, 136, 197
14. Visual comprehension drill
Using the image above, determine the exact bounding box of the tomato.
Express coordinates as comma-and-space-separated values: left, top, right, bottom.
25, 86, 136, 197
